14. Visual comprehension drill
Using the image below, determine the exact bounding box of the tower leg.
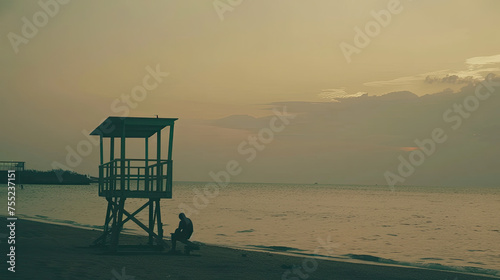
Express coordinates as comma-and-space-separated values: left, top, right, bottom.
148, 198, 154, 245
103, 197, 112, 237
110, 197, 118, 234
111, 197, 126, 251
156, 199, 164, 248
92, 197, 114, 246
93, 197, 168, 251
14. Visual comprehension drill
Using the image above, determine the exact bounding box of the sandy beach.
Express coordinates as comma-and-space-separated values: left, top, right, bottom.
1, 218, 498, 280
3, 1, 500, 279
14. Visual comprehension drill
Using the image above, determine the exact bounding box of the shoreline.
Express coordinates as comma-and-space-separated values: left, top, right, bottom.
15, 215, 500, 278
2, 217, 499, 279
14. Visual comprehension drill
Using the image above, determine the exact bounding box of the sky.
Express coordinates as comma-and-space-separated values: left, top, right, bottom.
1, 0, 499, 186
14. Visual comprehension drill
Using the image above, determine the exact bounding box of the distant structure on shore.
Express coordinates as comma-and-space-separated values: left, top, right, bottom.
0, 161, 25, 171
0, 160, 91, 185
0, 161, 25, 184
90, 116, 178, 251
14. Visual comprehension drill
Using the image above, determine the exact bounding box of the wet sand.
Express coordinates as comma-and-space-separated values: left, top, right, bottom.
2, 218, 499, 280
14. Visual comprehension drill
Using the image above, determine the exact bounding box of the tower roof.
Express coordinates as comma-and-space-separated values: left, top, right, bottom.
90, 116, 178, 138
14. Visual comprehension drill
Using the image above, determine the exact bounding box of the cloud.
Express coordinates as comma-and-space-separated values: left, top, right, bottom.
318, 88, 367, 101
364, 54, 500, 91
219, 76, 500, 186
202, 75, 500, 186
364, 73, 429, 87
424, 74, 476, 84
466, 54, 500, 67
364, 69, 484, 88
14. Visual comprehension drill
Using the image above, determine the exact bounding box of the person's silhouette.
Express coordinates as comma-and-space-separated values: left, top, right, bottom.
170, 213, 193, 252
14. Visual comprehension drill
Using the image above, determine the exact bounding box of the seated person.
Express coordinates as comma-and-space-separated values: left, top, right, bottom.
170, 213, 193, 251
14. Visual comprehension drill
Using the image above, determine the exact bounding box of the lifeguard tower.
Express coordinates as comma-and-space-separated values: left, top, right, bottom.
90, 116, 178, 251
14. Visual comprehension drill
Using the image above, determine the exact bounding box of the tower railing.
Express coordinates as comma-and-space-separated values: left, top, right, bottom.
98, 158, 172, 198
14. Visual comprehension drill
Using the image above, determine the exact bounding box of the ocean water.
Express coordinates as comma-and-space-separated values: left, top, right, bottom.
1, 182, 499, 276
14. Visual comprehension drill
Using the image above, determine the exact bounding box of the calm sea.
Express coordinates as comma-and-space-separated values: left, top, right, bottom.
1, 183, 499, 276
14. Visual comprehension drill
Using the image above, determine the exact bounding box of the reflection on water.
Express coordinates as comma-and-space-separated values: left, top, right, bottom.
1, 182, 499, 275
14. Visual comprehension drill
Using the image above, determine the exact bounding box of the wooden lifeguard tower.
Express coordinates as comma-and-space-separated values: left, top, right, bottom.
90, 116, 178, 251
